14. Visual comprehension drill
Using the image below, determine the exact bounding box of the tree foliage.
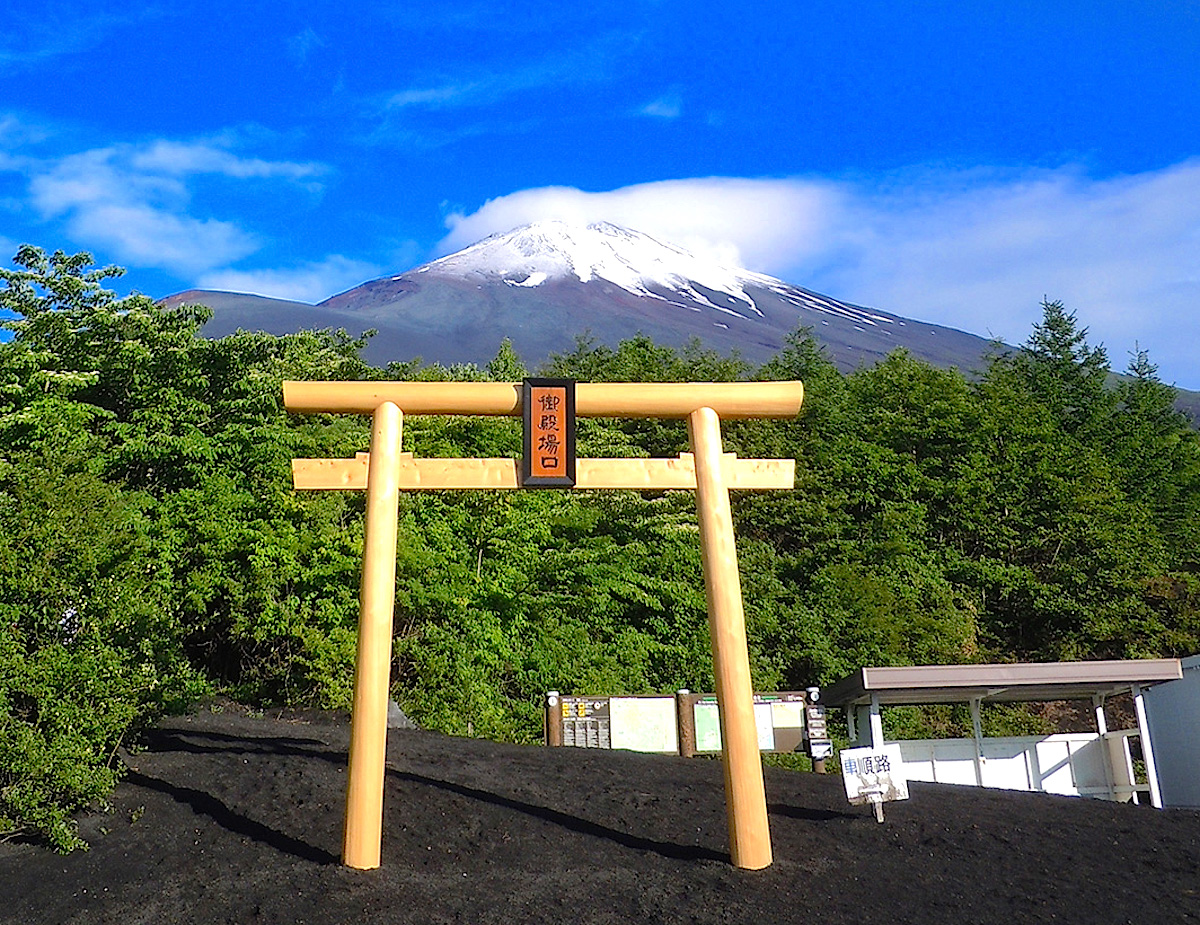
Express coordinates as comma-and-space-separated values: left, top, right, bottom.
3, 246, 1200, 849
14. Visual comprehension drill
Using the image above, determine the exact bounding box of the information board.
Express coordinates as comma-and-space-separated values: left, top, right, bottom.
609, 697, 678, 753
557, 695, 677, 753
694, 700, 722, 752
559, 697, 611, 748
804, 702, 833, 760
692, 693, 806, 754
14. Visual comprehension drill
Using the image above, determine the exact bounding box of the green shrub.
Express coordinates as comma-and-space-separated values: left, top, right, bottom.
0, 451, 202, 850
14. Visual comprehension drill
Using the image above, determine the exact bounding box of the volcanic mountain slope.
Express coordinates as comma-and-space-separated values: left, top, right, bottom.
170, 221, 999, 374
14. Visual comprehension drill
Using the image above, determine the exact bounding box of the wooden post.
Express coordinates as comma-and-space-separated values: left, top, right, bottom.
545, 691, 563, 747
676, 690, 697, 758
343, 402, 403, 870
688, 407, 772, 870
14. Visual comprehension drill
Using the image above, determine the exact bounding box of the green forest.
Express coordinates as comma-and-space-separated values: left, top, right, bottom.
3, 245, 1200, 850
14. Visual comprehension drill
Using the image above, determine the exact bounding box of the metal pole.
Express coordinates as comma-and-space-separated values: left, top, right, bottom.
869, 693, 885, 750
1093, 694, 1115, 800
970, 696, 985, 787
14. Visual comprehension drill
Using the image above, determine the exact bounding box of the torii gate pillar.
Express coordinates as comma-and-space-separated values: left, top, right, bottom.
344, 401, 403, 869
689, 406, 771, 868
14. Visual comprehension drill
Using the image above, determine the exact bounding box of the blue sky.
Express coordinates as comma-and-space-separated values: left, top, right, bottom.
2, 1, 1199, 386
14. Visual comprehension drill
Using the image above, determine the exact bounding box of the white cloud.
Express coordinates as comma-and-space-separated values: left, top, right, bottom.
198, 255, 382, 303
0, 8, 146, 68
819, 162, 1200, 383
0, 112, 51, 147
383, 36, 631, 113
440, 177, 842, 272
21, 139, 324, 276
129, 140, 323, 180
440, 163, 1200, 388
638, 94, 682, 119
78, 204, 258, 276
387, 85, 473, 109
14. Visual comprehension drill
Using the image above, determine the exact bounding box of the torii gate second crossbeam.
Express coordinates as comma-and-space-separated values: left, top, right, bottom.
284, 380, 804, 872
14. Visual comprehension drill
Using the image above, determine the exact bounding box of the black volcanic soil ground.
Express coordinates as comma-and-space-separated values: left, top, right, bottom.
3, 703, 1199, 924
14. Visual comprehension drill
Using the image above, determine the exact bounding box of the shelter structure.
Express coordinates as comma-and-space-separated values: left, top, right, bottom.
284, 379, 803, 871
1141, 654, 1200, 808
823, 660, 1184, 807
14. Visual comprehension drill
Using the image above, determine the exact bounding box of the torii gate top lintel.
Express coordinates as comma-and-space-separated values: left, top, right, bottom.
282, 379, 804, 419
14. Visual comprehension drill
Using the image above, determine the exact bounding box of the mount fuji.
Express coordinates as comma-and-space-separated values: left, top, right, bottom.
167, 221, 1001, 373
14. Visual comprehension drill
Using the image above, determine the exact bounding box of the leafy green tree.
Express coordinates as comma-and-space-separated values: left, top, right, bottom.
1107, 347, 1200, 561
0, 443, 201, 849
7, 241, 1200, 848
1004, 298, 1114, 438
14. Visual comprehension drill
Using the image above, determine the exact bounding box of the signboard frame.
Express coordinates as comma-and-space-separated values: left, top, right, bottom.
521, 378, 576, 488
691, 692, 807, 755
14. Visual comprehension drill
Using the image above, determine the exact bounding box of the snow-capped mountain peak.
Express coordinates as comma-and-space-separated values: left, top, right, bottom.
174, 219, 1015, 401
421, 220, 782, 319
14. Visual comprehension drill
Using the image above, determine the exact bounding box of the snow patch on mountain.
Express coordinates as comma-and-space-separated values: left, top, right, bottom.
424, 220, 777, 315
417, 219, 899, 333
504, 271, 548, 288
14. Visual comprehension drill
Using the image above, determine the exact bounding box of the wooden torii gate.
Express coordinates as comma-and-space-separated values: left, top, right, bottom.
284, 379, 804, 871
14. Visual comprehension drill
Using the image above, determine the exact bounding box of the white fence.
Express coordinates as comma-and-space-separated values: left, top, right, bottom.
894, 730, 1149, 802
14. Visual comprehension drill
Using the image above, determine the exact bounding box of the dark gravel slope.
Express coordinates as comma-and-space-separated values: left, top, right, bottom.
3, 705, 1198, 924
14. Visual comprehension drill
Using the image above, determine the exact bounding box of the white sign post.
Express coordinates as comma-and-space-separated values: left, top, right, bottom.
840, 744, 909, 822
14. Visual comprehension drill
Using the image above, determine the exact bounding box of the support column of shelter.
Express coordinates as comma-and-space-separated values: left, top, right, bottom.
868, 693, 885, 749
343, 402, 403, 870
1093, 694, 1115, 800
970, 697, 985, 787
1131, 684, 1163, 808
688, 407, 772, 871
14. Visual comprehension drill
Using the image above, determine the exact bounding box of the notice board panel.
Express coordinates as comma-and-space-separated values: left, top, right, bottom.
609, 697, 678, 753
692, 692, 807, 754
548, 690, 811, 755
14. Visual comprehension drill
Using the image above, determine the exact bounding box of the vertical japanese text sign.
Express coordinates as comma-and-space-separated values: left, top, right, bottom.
522, 378, 576, 487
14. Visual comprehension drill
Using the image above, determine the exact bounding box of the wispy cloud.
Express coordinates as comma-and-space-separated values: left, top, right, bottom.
0, 112, 52, 147
638, 94, 682, 119
368, 32, 641, 144
287, 26, 325, 66
12, 138, 326, 275
386, 84, 477, 110
198, 255, 381, 303
129, 140, 323, 181
0, 6, 154, 68
381, 48, 605, 113
441, 161, 1200, 386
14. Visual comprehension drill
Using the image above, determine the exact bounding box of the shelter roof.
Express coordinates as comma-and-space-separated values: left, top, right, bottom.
822, 659, 1183, 708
